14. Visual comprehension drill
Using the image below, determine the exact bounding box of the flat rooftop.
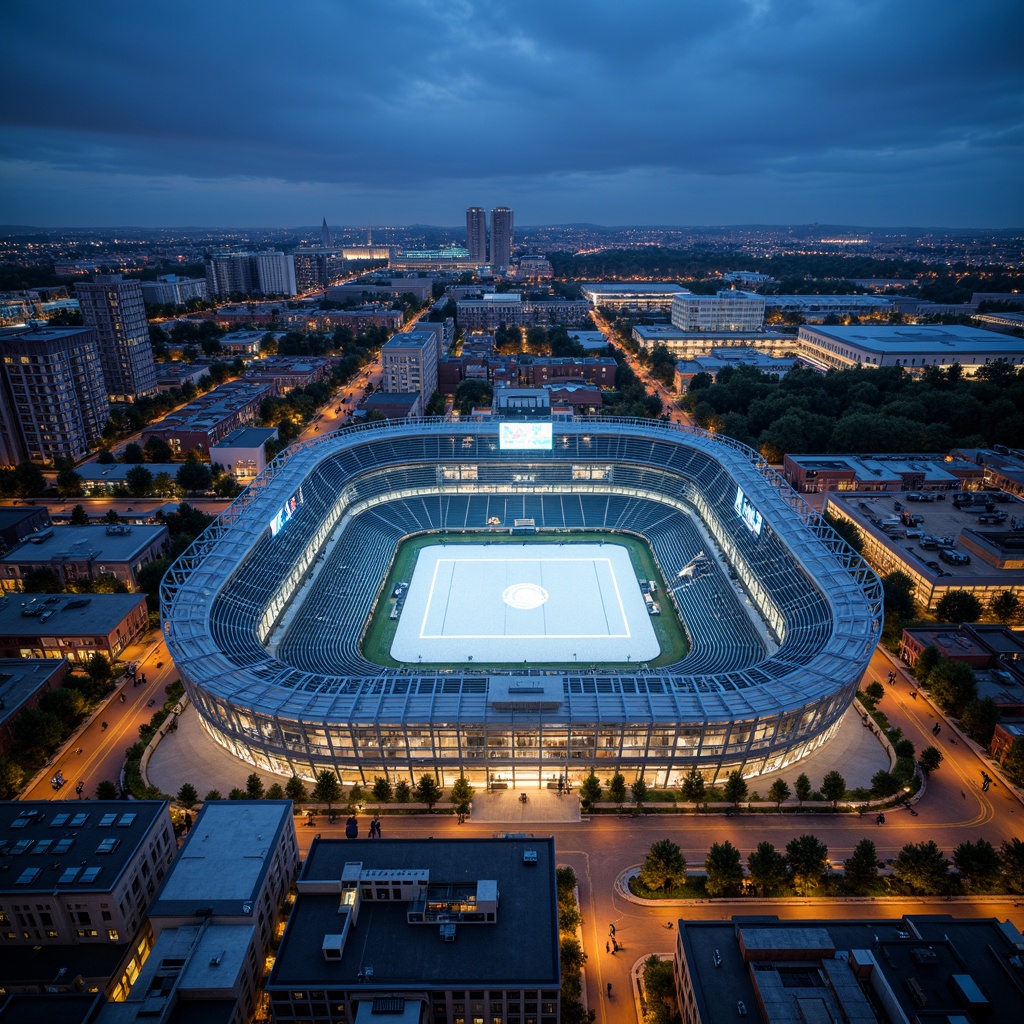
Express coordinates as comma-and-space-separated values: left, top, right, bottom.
0, 801, 169, 896
211, 426, 278, 449
828, 491, 1024, 584
0, 524, 166, 563
273, 837, 559, 990
0, 658, 66, 731
0, 592, 146, 635
148, 801, 292, 918
802, 324, 1021, 354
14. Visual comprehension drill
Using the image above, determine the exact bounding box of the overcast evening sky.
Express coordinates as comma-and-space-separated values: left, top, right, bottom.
1, 0, 1021, 229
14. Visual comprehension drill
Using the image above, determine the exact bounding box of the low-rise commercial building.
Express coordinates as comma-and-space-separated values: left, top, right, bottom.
139, 275, 208, 307
142, 381, 273, 456
0, 524, 169, 595
75, 463, 182, 496
267, 836, 560, 1024
0, 506, 51, 552
765, 293, 893, 322
244, 355, 331, 392
796, 324, 1024, 373
153, 363, 211, 393
0, 592, 148, 663
783, 453, 984, 495
824, 489, 1024, 613
457, 294, 591, 330
631, 326, 798, 360
674, 914, 1024, 1024
580, 282, 687, 310
674, 349, 799, 388
518, 356, 617, 388
210, 426, 279, 481
0, 800, 176, 999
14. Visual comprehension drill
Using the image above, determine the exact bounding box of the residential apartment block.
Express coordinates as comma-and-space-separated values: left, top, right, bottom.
75, 275, 158, 401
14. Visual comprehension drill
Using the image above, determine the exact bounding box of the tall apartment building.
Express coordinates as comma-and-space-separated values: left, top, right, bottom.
381, 329, 439, 414
0, 326, 110, 464
490, 206, 514, 270
670, 289, 766, 332
466, 206, 488, 263
205, 252, 257, 299
75, 275, 158, 401
255, 251, 298, 296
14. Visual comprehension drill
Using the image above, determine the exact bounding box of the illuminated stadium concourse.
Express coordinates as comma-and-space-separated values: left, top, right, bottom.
161, 417, 882, 789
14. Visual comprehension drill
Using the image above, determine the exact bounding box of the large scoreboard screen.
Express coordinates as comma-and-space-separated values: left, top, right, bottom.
270, 488, 303, 537
733, 486, 764, 538
499, 422, 553, 451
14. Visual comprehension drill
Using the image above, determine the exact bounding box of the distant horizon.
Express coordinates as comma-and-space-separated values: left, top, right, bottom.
2, 221, 1021, 235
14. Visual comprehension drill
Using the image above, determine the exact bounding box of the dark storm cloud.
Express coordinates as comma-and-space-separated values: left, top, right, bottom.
0, 0, 1020, 225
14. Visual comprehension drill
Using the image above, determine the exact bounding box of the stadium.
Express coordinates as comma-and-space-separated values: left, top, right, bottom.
161, 417, 882, 790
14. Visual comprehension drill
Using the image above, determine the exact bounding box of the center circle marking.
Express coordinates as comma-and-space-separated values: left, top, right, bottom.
502, 582, 549, 610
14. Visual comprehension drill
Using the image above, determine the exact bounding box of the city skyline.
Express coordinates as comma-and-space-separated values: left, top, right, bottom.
1, 0, 1021, 229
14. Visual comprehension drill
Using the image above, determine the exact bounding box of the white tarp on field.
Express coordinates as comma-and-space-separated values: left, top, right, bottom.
390, 541, 660, 664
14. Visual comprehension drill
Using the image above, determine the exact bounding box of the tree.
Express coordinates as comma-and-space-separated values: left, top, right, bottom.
56, 468, 83, 498
918, 745, 943, 773
960, 697, 1000, 746
768, 779, 790, 809
414, 774, 443, 810
451, 775, 474, 806
579, 770, 602, 809
870, 769, 902, 798
638, 838, 687, 893
912, 644, 942, 682
892, 840, 948, 895
704, 840, 744, 897
121, 442, 145, 464
125, 465, 154, 497
285, 775, 308, 803
786, 834, 829, 895
13, 461, 46, 497
394, 779, 411, 802
747, 841, 787, 897
881, 571, 917, 620
927, 658, 978, 716
843, 838, 880, 896
176, 455, 212, 495
266, 783, 285, 799
245, 772, 265, 800
372, 776, 393, 802
935, 590, 982, 624
1001, 738, 1024, 787
144, 435, 175, 463
723, 770, 748, 807
205, 789, 222, 801
990, 589, 1021, 624
794, 773, 812, 805
953, 838, 1001, 892
177, 783, 199, 809
69, 503, 90, 526
84, 652, 112, 683
228, 788, 246, 800
641, 955, 677, 1024
1001, 838, 1024, 894
454, 378, 493, 415
681, 767, 705, 805
96, 780, 118, 799
608, 772, 627, 806
631, 777, 648, 809
0, 756, 23, 799
821, 770, 846, 808
96, 448, 117, 465
311, 769, 341, 811
863, 680, 885, 705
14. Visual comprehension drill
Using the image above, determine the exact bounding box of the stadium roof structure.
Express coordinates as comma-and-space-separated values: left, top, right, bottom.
161, 418, 881, 782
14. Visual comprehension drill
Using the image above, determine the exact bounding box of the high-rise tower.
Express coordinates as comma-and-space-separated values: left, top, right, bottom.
466, 207, 487, 264
321, 217, 333, 248
75, 275, 157, 402
490, 206, 513, 271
